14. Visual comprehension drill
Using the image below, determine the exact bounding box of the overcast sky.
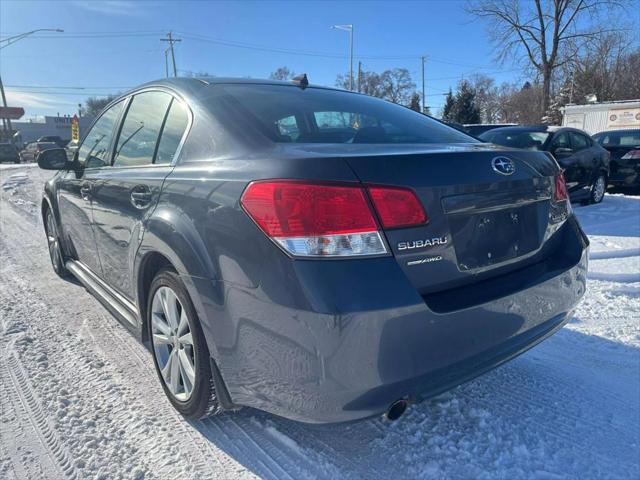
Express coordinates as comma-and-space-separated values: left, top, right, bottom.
1, 0, 634, 119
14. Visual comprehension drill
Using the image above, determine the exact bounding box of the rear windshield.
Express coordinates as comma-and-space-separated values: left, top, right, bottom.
0, 144, 16, 152
593, 130, 640, 147
208, 84, 477, 144
480, 130, 550, 150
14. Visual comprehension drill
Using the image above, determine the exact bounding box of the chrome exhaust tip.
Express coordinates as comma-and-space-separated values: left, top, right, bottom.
385, 399, 408, 421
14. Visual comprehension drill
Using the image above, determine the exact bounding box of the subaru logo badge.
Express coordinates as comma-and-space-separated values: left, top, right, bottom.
491, 156, 516, 176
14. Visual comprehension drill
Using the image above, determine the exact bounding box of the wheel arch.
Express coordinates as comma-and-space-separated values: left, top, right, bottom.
136, 251, 175, 344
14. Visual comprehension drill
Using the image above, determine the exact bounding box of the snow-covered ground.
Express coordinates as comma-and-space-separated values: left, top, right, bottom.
1, 165, 638, 480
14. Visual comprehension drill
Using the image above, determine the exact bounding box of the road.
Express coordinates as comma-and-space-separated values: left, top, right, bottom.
1, 164, 638, 479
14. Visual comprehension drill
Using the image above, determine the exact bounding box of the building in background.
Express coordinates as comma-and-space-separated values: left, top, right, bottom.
12, 114, 94, 147
562, 100, 640, 135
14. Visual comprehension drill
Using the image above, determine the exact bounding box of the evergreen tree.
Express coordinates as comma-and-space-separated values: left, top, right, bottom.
453, 80, 481, 124
442, 89, 455, 121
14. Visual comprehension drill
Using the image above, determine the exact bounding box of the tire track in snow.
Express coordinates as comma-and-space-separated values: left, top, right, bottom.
0, 350, 78, 480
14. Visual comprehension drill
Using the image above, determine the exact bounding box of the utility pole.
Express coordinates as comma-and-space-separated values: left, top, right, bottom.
357, 61, 362, 93
349, 26, 353, 91
164, 49, 170, 78
421, 56, 426, 114
0, 75, 8, 133
160, 32, 181, 77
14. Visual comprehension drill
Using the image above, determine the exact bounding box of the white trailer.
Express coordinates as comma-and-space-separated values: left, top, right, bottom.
562, 100, 640, 135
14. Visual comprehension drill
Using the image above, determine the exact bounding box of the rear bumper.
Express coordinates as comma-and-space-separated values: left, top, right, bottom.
193, 217, 588, 424
609, 162, 640, 187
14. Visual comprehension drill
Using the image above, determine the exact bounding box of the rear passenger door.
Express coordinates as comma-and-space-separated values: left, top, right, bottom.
90, 90, 190, 300
550, 131, 581, 192
569, 131, 597, 190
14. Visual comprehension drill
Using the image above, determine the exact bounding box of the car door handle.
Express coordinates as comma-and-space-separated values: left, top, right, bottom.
130, 186, 153, 209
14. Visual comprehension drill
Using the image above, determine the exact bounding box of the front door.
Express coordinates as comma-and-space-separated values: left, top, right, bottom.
56, 100, 125, 276
90, 90, 190, 301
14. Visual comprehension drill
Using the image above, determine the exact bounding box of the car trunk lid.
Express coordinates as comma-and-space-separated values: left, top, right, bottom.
341, 144, 565, 293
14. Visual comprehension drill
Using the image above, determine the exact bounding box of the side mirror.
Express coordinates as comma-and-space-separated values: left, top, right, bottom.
37, 148, 71, 170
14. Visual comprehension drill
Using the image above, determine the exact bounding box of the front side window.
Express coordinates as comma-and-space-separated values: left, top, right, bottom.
155, 99, 189, 165
207, 84, 476, 144
113, 91, 172, 167
78, 100, 124, 168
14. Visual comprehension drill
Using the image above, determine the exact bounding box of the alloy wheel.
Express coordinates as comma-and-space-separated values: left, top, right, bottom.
151, 286, 197, 402
593, 175, 606, 203
46, 211, 62, 271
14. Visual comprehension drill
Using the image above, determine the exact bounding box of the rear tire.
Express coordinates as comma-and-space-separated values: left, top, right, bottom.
147, 269, 221, 418
589, 173, 606, 204
44, 208, 70, 278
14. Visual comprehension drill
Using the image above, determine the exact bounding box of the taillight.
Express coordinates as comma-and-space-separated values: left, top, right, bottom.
241, 181, 387, 257
554, 173, 568, 202
367, 186, 427, 229
622, 149, 640, 160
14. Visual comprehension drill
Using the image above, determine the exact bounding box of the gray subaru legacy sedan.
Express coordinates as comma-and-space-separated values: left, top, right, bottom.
37, 77, 588, 423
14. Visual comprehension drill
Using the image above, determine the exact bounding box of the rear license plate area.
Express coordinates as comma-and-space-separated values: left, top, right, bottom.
449, 204, 540, 271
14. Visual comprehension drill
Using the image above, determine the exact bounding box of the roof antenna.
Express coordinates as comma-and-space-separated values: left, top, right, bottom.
291, 73, 309, 89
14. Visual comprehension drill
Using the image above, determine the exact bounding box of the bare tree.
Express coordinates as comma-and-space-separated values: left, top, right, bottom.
336, 68, 416, 106
269, 67, 295, 81
84, 95, 119, 117
467, 0, 627, 113
567, 33, 640, 103
469, 74, 501, 123
379, 68, 416, 106
337, 70, 383, 96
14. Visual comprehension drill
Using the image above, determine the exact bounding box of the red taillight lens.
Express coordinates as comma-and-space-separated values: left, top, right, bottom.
554, 173, 568, 202
241, 181, 376, 237
622, 149, 640, 160
241, 181, 387, 257
367, 186, 427, 229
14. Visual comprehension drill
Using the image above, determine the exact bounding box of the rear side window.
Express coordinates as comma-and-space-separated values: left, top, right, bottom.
570, 132, 590, 151
207, 84, 476, 144
595, 131, 640, 146
155, 99, 189, 164
551, 132, 570, 149
78, 100, 124, 168
113, 91, 172, 167
482, 130, 549, 150
275, 115, 300, 141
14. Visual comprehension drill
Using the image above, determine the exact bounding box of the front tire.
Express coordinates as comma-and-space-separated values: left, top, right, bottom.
589, 173, 607, 204
148, 269, 221, 418
44, 208, 70, 278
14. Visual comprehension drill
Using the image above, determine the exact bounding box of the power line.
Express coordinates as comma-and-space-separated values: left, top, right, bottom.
3, 28, 514, 72
176, 31, 513, 71
5, 84, 132, 90
6, 90, 121, 97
